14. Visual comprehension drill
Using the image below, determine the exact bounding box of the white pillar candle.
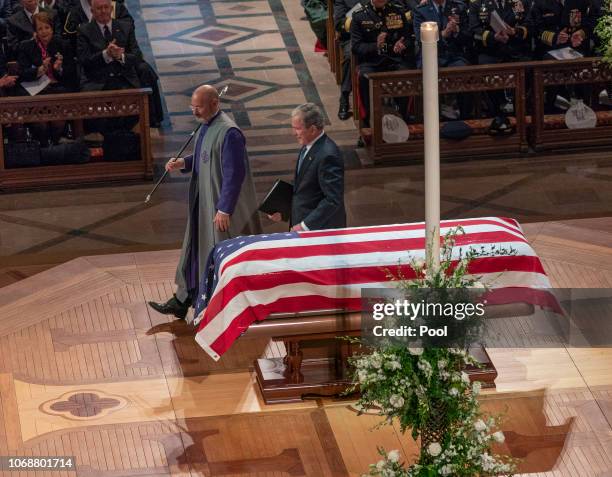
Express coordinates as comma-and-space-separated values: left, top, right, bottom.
420, 21, 441, 275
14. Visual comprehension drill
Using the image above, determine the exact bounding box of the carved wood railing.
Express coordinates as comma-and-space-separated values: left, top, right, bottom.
532, 58, 612, 152
0, 88, 153, 191
367, 63, 528, 162
363, 59, 612, 162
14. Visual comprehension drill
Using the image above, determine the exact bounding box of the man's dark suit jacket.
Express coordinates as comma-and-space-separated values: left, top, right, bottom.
17, 37, 75, 87
291, 133, 346, 230
77, 18, 141, 91
6, 7, 59, 57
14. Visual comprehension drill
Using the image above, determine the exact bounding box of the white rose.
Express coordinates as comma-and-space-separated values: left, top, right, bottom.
440, 464, 453, 476
437, 359, 447, 369
449, 388, 459, 397
461, 371, 471, 385
492, 431, 505, 443
376, 459, 385, 470
427, 442, 442, 457
389, 394, 405, 408
474, 419, 487, 432
472, 381, 482, 395
408, 346, 423, 356
387, 450, 400, 463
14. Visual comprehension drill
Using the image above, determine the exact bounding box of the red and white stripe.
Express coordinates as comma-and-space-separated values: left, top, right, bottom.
195, 217, 551, 360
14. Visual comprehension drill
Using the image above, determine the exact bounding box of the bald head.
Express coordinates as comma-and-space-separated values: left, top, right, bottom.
191, 85, 220, 123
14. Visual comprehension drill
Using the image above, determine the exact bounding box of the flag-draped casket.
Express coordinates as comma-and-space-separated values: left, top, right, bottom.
193, 217, 552, 360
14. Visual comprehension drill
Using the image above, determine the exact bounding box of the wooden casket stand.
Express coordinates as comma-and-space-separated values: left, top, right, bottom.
249, 305, 527, 404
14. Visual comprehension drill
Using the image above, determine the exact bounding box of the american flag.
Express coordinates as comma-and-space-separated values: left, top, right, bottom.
194, 217, 553, 361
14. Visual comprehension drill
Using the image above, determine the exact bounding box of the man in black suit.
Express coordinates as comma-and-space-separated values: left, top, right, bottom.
6, 0, 59, 57
77, 0, 140, 91
269, 103, 346, 231
78, 0, 141, 134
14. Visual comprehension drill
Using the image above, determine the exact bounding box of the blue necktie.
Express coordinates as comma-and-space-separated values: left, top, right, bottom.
297, 147, 307, 173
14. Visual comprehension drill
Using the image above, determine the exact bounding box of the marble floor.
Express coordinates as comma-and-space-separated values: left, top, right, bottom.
1, 0, 612, 287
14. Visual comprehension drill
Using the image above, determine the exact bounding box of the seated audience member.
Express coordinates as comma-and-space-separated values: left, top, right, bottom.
333, 0, 359, 120
68, 0, 163, 126
530, 0, 594, 59
63, 0, 132, 50
17, 11, 74, 93
6, 0, 59, 57
17, 12, 74, 142
1, 0, 13, 34
415, 0, 472, 118
351, 0, 415, 127
530, 0, 595, 112
77, 0, 142, 133
468, 0, 532, 118
0, 46, 19, 95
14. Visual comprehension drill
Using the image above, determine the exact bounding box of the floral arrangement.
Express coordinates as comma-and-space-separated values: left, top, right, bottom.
595, 0, 612, 63
349, 228, 517, 477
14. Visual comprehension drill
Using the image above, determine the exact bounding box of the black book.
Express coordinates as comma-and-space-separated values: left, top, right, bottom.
258, 179, 293, 221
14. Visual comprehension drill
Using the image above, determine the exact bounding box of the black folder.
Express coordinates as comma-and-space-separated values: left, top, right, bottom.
258, 179, 293, 221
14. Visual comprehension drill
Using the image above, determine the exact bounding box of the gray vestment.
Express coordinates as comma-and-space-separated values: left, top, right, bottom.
175, 112, 261, 303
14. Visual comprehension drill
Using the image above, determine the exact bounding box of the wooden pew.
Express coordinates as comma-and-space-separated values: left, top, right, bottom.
531, 58, 612, 152
0, 88, 153, 191
362, 59, 612, 163
364, 63, 528, 163
250, 303, 534, 404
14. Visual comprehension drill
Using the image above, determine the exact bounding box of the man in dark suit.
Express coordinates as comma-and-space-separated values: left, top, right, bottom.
77, 0, 140, 91
6, 0, 59, 57
269, 103, 346, 231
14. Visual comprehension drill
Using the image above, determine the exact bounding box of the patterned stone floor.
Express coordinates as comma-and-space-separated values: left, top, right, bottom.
0, 0, 611, 290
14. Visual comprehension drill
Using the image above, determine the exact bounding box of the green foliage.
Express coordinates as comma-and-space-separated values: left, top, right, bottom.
595, 0, 612, 63
350, 228, 518, 477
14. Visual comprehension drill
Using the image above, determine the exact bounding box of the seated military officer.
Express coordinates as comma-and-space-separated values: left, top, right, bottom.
468, 0, 532, 117
334, 0, 359, 120
530, 0, 595, 112
351, 0, 415, 127
415, 0, 472, 118
530, 0, 594, 59
414, 0, 470, 67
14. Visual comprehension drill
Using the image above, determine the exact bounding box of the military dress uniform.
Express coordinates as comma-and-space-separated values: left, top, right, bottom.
414, 0, 471, 67
351, 0, 415, 125
468, 0, 532, 63
334, 0, 359, 119
468, 0, 531, 115
529, 0, 594, 58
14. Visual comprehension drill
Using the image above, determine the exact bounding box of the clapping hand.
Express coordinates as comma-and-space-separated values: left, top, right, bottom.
571, 30, 584, 48
53, 53, 63, 72
37, 57, 51, 77
376, 32, 388, 49
393, 36, 406, 54
106, 40, 125, 60
0, 74, 17, 88
495, 30, 509, 43
557, 28, 569, 45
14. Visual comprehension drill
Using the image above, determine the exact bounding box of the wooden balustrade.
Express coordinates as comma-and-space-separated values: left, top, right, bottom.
0, 88, 153, 191
363, 59, 612, 163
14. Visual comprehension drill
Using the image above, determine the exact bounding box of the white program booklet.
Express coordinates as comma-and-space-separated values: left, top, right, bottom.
21, 74, 51, 96
489, 11, 510, 34
548, 47, 584, 60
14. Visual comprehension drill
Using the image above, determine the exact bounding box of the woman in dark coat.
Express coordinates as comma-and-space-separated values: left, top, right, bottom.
17, 11, 75, 142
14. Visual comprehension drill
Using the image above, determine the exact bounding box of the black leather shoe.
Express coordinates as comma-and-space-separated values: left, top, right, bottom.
148, 295, 190, 319
338, 96, 352, 120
